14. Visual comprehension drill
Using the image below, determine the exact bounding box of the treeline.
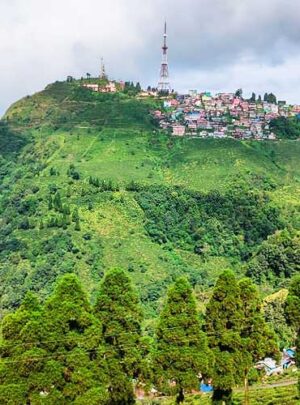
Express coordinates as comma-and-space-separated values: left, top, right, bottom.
0, 121, 29, 156
1, 269, 299, 404
235, 89, 277, 104
270, 116, 300, 140
134, 183, 282, 260
1, 172, 298, 314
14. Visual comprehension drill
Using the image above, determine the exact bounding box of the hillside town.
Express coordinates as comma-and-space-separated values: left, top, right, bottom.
152, 91, 300, 140
78, 53, 300, 141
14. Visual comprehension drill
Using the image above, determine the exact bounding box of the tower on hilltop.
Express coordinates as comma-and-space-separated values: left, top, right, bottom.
100, 57, 108, 80
158, 21, 171, 92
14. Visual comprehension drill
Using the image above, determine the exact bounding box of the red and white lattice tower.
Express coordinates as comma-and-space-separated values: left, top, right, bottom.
158, 21, 171, 92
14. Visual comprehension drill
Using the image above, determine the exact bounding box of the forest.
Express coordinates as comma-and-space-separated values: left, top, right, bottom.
1, 269, 299, 404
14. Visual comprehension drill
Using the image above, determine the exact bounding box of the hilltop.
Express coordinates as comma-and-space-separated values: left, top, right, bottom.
1, 80, 300, 318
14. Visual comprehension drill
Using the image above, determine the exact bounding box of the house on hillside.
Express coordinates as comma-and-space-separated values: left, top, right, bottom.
83, 84, 99, 92
82, 81, 118, 93
99, 81, 117, 93
172, 124, 186, 136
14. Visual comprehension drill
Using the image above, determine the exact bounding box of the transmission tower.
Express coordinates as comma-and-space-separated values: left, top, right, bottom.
100, 57, 107, 80
157, 21, 171, 92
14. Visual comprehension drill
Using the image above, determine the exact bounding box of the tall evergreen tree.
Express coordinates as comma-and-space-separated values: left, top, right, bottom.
94, 268, 143, 405
0, 292, 45, 404
42, 274, 108, 404
53, 191, 63, 212
285, 275, 300, 395
154, 277, 211, 404
238, 278, 278, 405
0, 275, 108, 404
72, 207, 79, 222
206, 271, 278, 405
205, 270, 243, 404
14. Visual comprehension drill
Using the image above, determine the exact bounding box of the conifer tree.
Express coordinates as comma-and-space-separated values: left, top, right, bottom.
74, 218, 81, 231
0, 292, 50, 404
238, 278, 278, 405
72, 207, 79, 222
53, 192, 63, 212
48, 195, 53, 210
285, 275, 300, 395
206, 271, 278, 405
154, 277, 211, 404
94, 268, 143, 405
63, 204, 70, 215
0, 276, 108, 404
42, 274, 108, 404
205, 270, 243, 404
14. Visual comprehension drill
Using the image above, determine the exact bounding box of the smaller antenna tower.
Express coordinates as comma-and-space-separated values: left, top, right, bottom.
100, 57, 107, 80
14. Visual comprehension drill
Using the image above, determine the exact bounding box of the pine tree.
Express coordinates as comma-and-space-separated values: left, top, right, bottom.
0, 293, 48, 404
48, 195, 53, 210
74, 218, 81, 231
238, 278, 278, 405
0, 276, 108, 404
53, 192, 63, 212
205, 270, 243, 404
94, 268, 143, 405
42, 274, 108, 403
285, 275, 300, 395
72, 207, 79, 222
63, 204, 70, 215
154, 277, 211, 403
62, 214, 68, 229
206, 271, 278, 404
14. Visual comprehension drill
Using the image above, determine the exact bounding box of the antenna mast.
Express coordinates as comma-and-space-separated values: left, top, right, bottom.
158, 21, 171, 92
100, 57, 107, 80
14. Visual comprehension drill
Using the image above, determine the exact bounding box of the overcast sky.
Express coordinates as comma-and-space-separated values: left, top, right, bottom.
1, 0, 300, 116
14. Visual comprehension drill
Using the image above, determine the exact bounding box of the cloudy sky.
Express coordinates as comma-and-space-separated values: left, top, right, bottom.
1, 0, 300, 115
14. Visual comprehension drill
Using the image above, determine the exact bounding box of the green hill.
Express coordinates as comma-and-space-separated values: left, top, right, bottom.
1, 81, 300, 317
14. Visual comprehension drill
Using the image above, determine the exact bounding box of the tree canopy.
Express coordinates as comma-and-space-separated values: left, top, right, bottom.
154, 277, 211, 403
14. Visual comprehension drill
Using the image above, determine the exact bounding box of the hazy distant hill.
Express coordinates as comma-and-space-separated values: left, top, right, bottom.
1, 81, 299, 317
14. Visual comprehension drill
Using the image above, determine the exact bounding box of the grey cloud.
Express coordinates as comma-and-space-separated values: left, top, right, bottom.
1, 0, 300, 116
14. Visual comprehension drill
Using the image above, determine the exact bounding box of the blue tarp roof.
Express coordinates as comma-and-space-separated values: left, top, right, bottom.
200, 383, 213, 393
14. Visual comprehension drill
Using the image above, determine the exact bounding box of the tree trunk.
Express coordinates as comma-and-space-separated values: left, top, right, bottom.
244, 373, 249, 405
176, 387, 184, 404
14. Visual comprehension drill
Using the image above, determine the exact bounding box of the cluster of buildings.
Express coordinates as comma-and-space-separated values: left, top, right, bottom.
82, 81, 123, 93
152, 91, 300, 140
80, 58, 125, 94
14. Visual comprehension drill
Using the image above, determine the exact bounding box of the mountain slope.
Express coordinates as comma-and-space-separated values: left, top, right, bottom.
1, 81, 300, 317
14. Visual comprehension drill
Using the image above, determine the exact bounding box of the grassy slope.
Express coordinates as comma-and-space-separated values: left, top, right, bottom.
1, 82, 300, 316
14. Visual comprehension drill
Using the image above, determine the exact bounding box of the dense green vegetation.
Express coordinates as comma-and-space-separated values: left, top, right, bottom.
2, 271, 298, 404
135, 183, 282, 260
285, 275, 300, 394
0, 80, 300, 321
246, 230, 300, 286
154, 278, 210, 403
205, 271, 278, 404
0, 79, 299, 403
270, 116, 300, 140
